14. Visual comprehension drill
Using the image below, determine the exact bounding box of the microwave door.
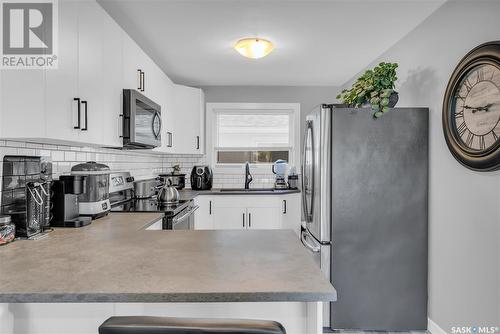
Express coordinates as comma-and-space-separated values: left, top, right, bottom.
135, 102, 161, 147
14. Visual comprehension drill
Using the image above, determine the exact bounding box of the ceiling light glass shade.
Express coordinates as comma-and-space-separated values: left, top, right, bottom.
234, 38, 274, 59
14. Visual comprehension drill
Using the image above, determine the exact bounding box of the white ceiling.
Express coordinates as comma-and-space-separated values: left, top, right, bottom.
98, 0, 445, 86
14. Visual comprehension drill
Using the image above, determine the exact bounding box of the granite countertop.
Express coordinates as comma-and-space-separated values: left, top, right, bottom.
0, 212, 336, 303
179, 188, 300, 201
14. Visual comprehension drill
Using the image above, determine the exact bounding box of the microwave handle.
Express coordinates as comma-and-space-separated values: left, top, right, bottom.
152, 111, 161, 139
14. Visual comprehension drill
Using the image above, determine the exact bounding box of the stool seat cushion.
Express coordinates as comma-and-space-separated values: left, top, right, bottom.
99, 316, 286, 334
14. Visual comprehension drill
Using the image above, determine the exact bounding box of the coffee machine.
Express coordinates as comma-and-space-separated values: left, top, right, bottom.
272, 160, 289, 190
51, 175, 92, 227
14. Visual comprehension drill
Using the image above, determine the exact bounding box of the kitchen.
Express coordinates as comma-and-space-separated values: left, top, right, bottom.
0, 1, 499, 334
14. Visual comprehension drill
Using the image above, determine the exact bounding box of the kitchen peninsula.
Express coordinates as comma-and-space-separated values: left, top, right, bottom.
0, 213, 336, 334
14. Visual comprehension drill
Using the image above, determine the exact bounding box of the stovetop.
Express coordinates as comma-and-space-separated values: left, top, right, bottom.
110, 198, 191, 217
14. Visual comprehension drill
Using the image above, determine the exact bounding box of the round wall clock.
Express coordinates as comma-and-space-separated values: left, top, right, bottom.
442, 41, 500, 171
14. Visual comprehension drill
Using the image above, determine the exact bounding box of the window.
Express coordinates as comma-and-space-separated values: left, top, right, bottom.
207, 103, 300, 169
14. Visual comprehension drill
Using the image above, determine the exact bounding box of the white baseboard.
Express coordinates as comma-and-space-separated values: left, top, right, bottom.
428, 318, 447, 334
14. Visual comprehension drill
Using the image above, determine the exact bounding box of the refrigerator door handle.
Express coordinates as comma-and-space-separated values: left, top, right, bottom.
301, 229, 320, 253
301, 120, 314, 223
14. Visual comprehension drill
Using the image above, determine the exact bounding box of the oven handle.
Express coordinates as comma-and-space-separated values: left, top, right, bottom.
172, 205, 199, 224
301, 229, 320, 253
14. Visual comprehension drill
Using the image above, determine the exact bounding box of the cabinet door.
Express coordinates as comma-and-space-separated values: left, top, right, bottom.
193, 196, 213, 230
44, 0, 79, 142
280, 194, 301, 235
247, 207, 282, 230
197, 90, 205, 154
77, 1, 105, 144
212, 206, 246, 230
171, 85, 203, 154
122, 32, 143, 92
0, 70, 46, 140
98, 5, 123, 147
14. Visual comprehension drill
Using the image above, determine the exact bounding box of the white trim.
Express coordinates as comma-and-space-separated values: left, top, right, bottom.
428, 318, 448, 334
206, 103, 301, 173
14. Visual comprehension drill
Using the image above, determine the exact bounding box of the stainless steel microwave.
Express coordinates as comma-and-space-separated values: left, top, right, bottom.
122, 89, 161, 149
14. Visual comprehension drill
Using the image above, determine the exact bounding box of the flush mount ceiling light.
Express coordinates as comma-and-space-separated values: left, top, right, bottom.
234, 38, 274, 59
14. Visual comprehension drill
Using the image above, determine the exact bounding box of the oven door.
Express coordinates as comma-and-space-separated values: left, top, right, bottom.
123, 89, 162, 149
172, 205, 199, 230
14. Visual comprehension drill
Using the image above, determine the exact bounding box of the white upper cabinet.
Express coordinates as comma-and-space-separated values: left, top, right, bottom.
0, 0, 204, 151
122, 32, 146, 93
44, 0, 79, 143
171, 85, 205, 154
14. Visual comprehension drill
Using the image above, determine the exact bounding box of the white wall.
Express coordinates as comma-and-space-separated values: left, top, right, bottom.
339, 1, 500, 331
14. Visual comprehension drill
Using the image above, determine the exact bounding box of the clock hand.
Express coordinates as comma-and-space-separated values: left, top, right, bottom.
468, 103, 494, 113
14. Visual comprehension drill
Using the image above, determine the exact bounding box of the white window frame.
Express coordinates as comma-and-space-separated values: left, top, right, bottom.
206, 103, 301, 174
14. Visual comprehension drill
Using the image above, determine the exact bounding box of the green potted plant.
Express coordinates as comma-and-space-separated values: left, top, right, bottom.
336, 62, 399, 118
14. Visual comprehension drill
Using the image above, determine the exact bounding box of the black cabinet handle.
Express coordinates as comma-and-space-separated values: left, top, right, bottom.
73, 98, 81, 129
196, 136, 200, 150
81, 101, 88, 131
209, 200, 212, 215
137, 69, 142, 91
167, 132, 173, 147
141, 71, 145, 92
283, 200, 287, 214
249, 212, 252, 228
242, 213, 245, 228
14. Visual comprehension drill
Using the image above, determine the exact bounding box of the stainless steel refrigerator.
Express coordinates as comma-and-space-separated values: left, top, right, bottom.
300, 105, 428, 331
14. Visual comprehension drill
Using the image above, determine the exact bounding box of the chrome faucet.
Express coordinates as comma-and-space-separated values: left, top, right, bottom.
244, 161, 253, 189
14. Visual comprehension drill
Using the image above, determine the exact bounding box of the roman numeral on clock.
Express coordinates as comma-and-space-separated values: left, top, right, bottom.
477, 68, 484, 82
455, 110, 464, 119
479, 135, 486, 150
466, 132, 474, 147
464, 78, 473, 92
457, 122, 468, 137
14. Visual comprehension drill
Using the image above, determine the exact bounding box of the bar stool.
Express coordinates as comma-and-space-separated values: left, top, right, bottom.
99, 316, 287, 334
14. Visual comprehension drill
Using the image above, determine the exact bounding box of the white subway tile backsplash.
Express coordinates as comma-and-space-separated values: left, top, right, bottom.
76, 152, 87, 161
51, 151, 64, 161
0, 141, 284, 189
64, 151, 76, 161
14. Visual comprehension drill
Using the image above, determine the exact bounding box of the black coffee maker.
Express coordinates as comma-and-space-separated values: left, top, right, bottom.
51, 175, 92, 227
190, 166, 213, 190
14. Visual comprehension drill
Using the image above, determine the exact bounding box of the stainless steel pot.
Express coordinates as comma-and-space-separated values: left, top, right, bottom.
133, 178, 161, 198
157, 179, 179, 204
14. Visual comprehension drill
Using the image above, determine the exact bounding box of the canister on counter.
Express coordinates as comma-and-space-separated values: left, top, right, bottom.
0, 215, 15, 245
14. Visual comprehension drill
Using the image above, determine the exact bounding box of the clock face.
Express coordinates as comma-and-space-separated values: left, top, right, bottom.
452, 64, 500, 151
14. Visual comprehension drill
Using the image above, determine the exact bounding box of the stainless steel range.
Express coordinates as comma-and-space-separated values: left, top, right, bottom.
108, 172, 198, 230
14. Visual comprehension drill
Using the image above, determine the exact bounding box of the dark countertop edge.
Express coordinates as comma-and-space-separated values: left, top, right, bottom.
0, 291, 337, 303
180, 189, 301, 199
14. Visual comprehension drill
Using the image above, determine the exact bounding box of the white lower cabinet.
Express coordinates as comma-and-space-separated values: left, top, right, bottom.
214, 206, 247, 230
193, 196, 213, 230
145, 218, 163, 230
193, 194, 300, 231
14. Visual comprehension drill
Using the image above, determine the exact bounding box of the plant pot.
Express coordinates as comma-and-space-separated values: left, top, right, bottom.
388, 92, 399, 108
